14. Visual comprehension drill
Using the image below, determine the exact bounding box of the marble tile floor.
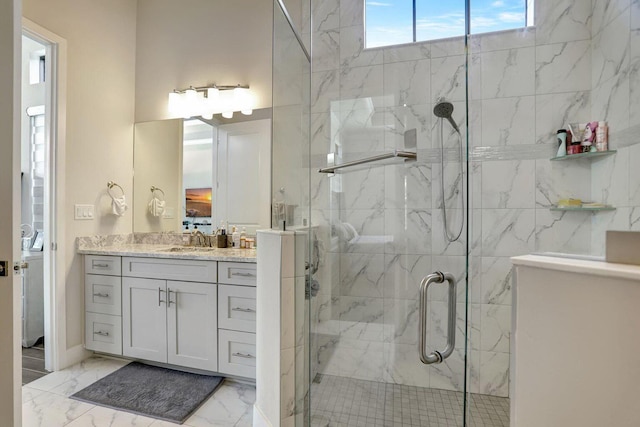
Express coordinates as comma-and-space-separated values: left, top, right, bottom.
310, 375, 509, 427
22, 356, 255, 427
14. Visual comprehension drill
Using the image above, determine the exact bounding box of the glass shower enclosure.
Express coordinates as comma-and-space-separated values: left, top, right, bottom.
273, 0, 628, 425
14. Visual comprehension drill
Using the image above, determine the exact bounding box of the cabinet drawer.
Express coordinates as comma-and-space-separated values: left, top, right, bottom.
85, 312, 122, 355
218, 330, 256, 379
85, 274, 121, 315
218, 262, 257, 286
85, 255, 121, 276
122, 257, 217, 282
218, 285, 256, 333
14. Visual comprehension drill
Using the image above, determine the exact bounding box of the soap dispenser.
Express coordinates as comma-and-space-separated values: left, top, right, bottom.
231, 226, 240, 248
217, 221, 228, 248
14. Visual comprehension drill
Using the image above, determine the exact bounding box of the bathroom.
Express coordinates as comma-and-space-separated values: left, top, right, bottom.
1, 0, 640, 426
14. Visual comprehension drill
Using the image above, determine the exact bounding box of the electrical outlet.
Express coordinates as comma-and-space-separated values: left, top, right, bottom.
74, 204, 95, 220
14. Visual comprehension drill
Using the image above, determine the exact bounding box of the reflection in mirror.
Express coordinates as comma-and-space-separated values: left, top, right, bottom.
133, 112, 272, 236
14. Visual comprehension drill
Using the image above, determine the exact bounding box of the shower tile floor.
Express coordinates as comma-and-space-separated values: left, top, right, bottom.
310, 375, 509, 427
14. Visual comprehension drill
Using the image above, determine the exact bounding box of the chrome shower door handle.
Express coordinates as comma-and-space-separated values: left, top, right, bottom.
418, 271, 457, 365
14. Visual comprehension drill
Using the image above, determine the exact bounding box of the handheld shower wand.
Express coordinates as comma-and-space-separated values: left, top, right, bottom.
434, 100, 464, 243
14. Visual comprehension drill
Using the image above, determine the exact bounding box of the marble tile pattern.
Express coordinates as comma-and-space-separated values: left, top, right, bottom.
306, 0, 640, 405
22, 356, 255, 427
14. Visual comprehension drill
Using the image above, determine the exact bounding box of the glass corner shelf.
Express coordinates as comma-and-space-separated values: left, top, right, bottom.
550, 205, 616, 212
550, 149, 617, 161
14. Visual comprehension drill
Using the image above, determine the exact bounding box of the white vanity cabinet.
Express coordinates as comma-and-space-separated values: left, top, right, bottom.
83, 253, 256, 379
217, 261, 257, 379
121, 257, 218, 371
84, 255, 123, 355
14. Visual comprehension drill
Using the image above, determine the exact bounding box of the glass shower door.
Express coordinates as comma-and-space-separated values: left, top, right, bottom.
306, 19, 472, 425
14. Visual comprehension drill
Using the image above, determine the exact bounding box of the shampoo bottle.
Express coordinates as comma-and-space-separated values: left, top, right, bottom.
596, 121, 608, 151
556, 130, 567, 157
240, 227, 247, 249
231, 226, 240, 248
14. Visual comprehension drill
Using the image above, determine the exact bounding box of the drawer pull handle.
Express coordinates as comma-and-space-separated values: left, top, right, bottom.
93, 263, 110, 268
232, 307, 256, 313
231, 272, 255, 278
168, 288, 176, 307
93, 292, 110, 298
232, 352, 255, 359
94, 330, 110, 337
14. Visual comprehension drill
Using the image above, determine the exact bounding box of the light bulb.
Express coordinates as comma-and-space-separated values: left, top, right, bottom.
202, 113, 213, 120
241, 109, 253, 115
168, 92, 183, 115
222, 111, 234, 119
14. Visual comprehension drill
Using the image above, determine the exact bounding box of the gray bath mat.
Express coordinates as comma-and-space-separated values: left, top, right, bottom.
70, 362, 223, 424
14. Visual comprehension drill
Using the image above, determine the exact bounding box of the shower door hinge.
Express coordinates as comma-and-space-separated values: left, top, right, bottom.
51, 242, 57, 251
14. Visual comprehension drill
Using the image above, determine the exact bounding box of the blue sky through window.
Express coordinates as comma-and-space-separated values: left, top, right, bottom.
366, 0, 529, 48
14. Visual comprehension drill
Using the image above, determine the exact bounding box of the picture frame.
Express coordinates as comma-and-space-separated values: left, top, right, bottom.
31, 230, 44, 251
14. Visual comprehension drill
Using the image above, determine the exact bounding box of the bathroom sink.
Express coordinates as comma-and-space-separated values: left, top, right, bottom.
159, 246, 219, 253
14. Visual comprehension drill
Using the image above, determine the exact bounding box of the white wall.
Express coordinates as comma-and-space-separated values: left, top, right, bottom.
23, 0, 137, 356
134, 0, 273, 123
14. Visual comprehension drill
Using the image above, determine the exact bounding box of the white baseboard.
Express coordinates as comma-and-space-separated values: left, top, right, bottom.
59, 344, 91, 370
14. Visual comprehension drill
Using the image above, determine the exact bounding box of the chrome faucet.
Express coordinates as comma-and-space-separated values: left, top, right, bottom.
191, 230, 207, 247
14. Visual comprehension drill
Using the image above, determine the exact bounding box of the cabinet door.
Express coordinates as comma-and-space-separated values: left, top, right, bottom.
122, 277, 167, 363
166, 281, 217, 371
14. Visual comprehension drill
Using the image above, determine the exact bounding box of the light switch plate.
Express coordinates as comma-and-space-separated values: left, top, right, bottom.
74, 204, 94, 220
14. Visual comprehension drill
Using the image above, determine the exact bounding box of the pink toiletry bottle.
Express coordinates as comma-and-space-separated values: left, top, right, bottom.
582, 121, 598, 152
596, 121, 608, 151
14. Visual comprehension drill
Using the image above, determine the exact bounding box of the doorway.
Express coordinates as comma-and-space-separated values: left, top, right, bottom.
20, 34, 48, 385
20, 19, 66, 382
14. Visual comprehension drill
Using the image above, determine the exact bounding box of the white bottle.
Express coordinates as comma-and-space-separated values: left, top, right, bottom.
240, 227, 247, 249
231, 226, 240, 248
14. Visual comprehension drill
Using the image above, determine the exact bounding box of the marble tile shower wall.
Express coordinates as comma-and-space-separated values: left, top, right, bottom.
590, 0, 640, 254
308, 0, 640, 400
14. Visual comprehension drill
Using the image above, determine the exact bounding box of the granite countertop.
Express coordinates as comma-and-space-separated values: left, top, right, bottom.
78, 243, 257, 262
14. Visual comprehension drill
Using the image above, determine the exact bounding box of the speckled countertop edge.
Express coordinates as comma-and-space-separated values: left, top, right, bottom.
78, 243, 257, 262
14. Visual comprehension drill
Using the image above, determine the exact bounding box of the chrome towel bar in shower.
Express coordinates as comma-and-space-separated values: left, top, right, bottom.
318, 150, 416, 174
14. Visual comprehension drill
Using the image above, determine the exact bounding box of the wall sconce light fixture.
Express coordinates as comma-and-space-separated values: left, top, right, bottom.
168, 84, 254, 120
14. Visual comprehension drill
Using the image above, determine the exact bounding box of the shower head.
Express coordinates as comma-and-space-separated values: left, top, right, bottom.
433, 100, 461, 134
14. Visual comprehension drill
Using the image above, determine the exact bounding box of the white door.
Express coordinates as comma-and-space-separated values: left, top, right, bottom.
166, 281, 217, 371
122, 277, 167, 363
216, 119, 271, 234
0, 1, 21, 425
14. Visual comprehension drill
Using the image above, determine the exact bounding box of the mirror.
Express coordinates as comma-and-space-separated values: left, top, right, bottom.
133, 110, 272, 235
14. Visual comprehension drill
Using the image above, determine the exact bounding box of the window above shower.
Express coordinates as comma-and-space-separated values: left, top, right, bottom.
365, 0, 534, 48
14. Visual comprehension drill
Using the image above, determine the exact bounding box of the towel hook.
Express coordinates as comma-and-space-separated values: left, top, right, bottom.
107, 181, 125, 199
150, 186, 165, 200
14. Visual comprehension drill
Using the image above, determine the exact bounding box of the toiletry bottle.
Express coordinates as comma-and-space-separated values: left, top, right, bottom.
556, 130, 567, 157
240, 227, 247, 249
231, 226, 240, 248
217, 221, 227, 248
596, 121, 608, 151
